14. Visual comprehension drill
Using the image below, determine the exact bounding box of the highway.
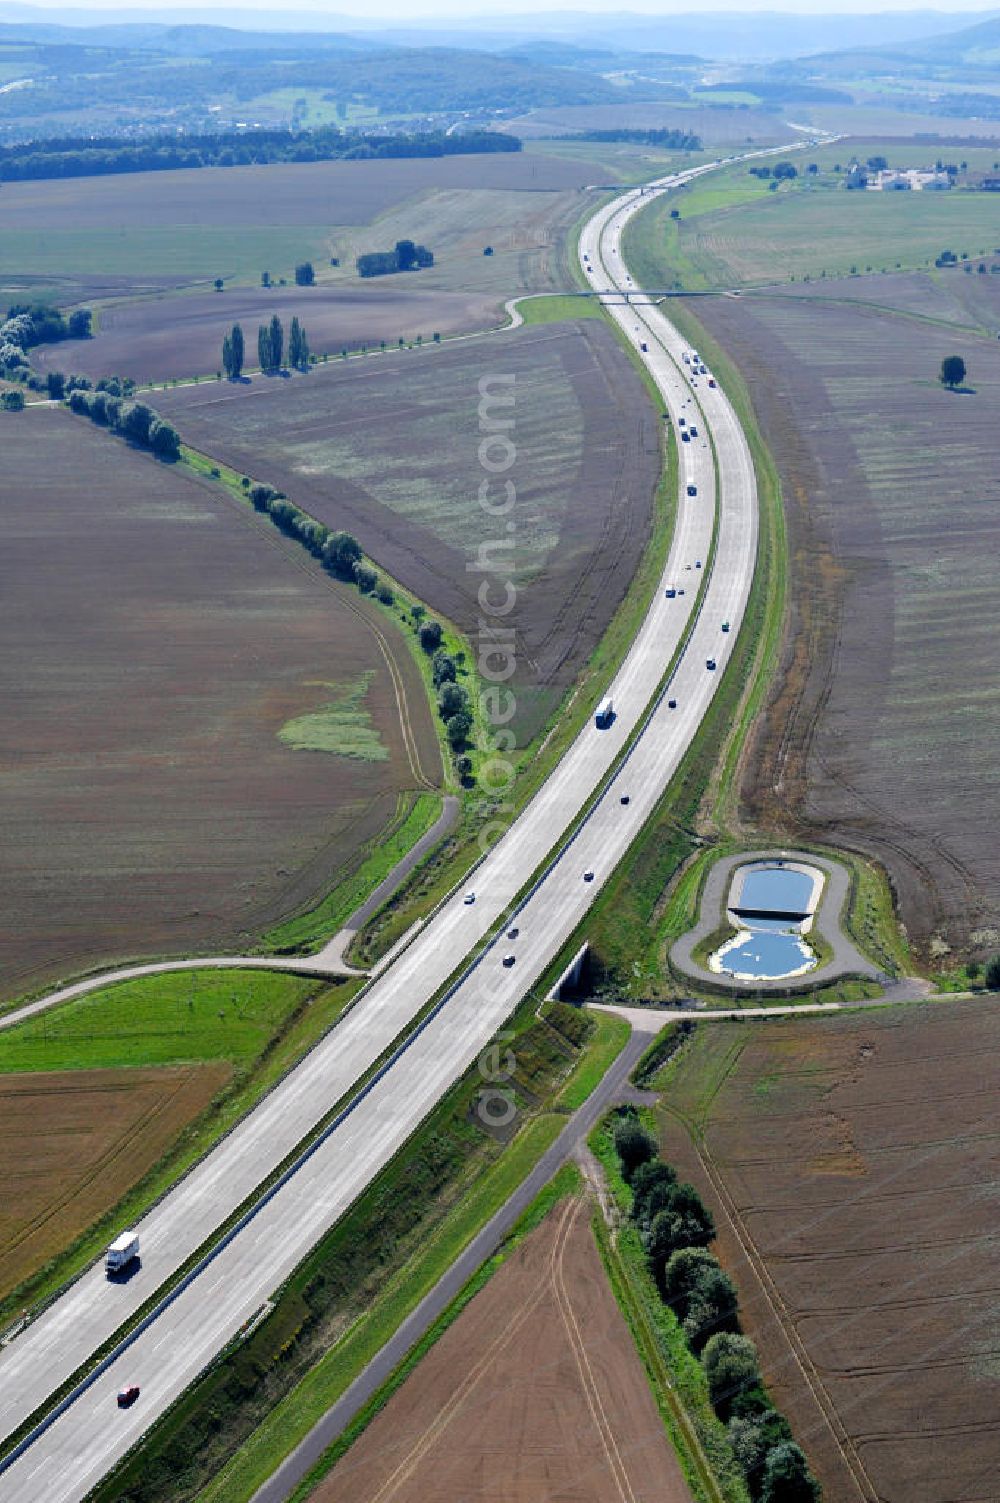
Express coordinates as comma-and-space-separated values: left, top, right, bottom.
0, 143, 794, 1501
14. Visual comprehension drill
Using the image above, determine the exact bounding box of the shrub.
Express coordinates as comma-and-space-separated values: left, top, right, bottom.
419, 619, 443, 653
702, 1332, 761, 1420
613, 1116, 657, 1182
445, 708, 473, 748
438, 682, 468, 718
629, 1160, 678, 1227
432, 650, 457, 687
377, 584, 394, 606
759, 1441, 820, 1503
148, 417, 181, 460
249, 483, 276, 511
1, 389, 25, 411
353, 562, 378, 594
322, 530, 362, 578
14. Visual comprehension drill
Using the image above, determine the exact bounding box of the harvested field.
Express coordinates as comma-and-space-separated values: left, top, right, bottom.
690, 276, 1000, 954
0, 1062, 230, 1303
0, 152, 597, 233
158, 320, 660, 742
659, 1000, 1000, 1503
0, 407, 438, 1001
0, 151, 599, 292
313, 1195, 692, 1503
33, 285, 502, 385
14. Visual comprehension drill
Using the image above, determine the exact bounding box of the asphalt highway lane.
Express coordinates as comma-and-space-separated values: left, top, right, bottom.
0, 143, 796, 1500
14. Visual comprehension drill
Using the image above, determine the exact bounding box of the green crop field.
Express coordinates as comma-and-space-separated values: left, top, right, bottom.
0, 970, 321, 1074
626, 146, 1000, 290
0, 225, 329, 286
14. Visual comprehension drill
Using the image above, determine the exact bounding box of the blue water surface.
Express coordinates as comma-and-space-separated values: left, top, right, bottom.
717, 930, 816, 980
737, 864, 814, 915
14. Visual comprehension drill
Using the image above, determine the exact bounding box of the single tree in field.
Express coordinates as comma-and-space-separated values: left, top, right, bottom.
214, 278, 224, 292
940, 354, 967, 389
269, 314, 284, 371
294, 261, 315, 286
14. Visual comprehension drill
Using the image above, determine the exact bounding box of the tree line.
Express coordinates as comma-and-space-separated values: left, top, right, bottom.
0, 301, 91, 375
357, 239, 434, 279
577, 127, 702, 149
612, 1113, 822, 1503
68, 388, 181, 460
246, 480, 474, 769
0, 126, 520, 184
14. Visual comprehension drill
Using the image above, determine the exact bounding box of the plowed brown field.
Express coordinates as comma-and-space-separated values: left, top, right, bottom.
32, 285, 501, 384
693, 275, 1000, 955
159, 320, 659, 743
314, 1196, 692, 1503
0, 1062, 230, 1302
0, 407, 438, 1000
659, 1000, 1000, 1503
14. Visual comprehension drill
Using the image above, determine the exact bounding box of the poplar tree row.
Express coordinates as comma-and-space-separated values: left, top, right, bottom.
221, 316, 311, 380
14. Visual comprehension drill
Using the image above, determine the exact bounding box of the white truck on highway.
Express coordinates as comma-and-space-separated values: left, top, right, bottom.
595, 696, 614, 729
105, 1231, 139, 1277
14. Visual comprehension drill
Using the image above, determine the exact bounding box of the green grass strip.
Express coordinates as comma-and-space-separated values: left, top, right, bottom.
261, 791, 442, 954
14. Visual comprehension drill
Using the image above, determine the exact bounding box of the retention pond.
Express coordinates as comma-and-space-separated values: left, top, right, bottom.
710, 859, 823, 982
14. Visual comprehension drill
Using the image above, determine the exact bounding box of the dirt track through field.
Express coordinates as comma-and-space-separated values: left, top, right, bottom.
313, 1196, 692, 1503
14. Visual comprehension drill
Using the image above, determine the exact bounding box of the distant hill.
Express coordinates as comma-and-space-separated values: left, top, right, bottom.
784, 14, 1000, 77
2, 5, 997, 62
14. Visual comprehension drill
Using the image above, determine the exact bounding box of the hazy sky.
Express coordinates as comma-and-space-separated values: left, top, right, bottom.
13, 0, 1000, 13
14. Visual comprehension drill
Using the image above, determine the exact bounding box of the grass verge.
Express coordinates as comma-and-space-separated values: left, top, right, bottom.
260, 791, 442, 955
